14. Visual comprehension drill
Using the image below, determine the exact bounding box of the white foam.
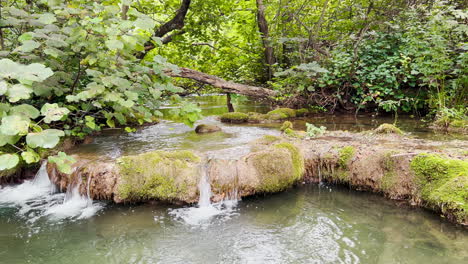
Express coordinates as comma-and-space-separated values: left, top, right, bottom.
0, 162, 104, 222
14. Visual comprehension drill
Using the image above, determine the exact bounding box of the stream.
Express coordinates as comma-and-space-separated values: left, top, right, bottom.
0, 94, 466, 263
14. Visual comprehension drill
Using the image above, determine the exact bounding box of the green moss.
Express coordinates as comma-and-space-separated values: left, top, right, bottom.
411, 154, 468, 222
280, 121, 293, 131
284, 128, 306, 139
338, 146, 356, 169
380, 152, 397, 191
117, 150, 200, 202
296, 108, 309, 117
220, 112, 249, 123
247, 112, 268, 122
258, 135, 282, 144
450, 119, 467, 128
374, 123, 403, 135
252, 143, 304, 193
266, 108, 296, 120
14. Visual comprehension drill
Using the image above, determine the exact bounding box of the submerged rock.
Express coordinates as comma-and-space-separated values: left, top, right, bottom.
195, 124, 221, 134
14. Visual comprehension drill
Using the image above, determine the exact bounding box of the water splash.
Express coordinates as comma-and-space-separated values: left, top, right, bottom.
0, 162, 103, 223
168, 164, 239, 226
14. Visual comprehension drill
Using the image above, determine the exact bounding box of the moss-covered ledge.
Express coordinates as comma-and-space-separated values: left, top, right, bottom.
45, 131, 467, 225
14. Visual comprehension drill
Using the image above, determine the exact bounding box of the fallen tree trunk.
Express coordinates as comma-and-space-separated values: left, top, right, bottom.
164, 67, 277, 98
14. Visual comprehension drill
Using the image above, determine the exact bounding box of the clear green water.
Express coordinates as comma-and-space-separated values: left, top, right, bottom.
0, 185, 466, 264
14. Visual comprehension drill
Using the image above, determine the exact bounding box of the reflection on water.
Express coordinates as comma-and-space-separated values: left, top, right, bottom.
0, 185, 466, 263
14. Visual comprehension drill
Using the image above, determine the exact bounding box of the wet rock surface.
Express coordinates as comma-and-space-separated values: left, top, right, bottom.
46, 130, 467, 225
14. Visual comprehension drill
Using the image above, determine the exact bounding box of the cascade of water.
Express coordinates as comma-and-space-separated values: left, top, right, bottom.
197, 164, 212, 207
168, 160, 240, 226
0, 162, 103, 222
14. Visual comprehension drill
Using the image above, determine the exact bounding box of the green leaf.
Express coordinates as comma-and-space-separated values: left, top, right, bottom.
17, 40, 41, 52
18, 32, 34, 43
40, 103, 70, 123
0, 115, 30, 135
0, 154, 19, 170
0, 133, 20, 146
105, 39, 123, 50
0, 81, 7, 96
48, 152, 76, 174
0, 59, 20, 79
7, 84, 32, 102
9, 104, 40, 119
38, 13, 57, 24
22, 63, 54, 82
21, 149, 40, 164
26, 129, 64, 148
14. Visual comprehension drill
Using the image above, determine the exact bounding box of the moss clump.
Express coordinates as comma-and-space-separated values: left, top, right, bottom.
117, 150, 200, 202
220, 112, 249, 123
338, 146, 356, 169
296, 108, 309, 117
247, 112, 268, 122
280, 121, 293, 131
374, 123, 403, 135
411, 154, 468, 222
266, 108, 296, 120
258, 135, 282, 144
380, 151, 397, 191
252, 143, 304, 193
450, 119, 467, 128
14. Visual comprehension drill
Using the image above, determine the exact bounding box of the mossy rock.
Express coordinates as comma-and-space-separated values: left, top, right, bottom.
266, 108, 296, 120
116, 150, 201, 202
195, 124, 221, 134
247, 112, 268, 123
374, 123, 403, 135
220, 112, 249, 123
296, 108, 309, 117
280, 121, 293, 131
411, 154, 468, 223
256, 135, 282, 145
252, 142, 304, 193
283, 128, 306, 139
338, 146, 356, 169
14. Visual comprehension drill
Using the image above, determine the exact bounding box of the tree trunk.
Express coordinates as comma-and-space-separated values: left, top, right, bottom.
164, 67, 277, 98
256, 0, 275, 81
226, 93, 235, 112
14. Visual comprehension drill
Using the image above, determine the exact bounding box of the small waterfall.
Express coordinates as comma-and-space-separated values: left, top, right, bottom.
168, 161, 239, 226
0, 162, 103, 222
197, 164, 212, 207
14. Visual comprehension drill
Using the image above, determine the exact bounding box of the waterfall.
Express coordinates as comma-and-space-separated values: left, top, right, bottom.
0, 162, 103, 222
197, 164, 212, 207
168, 161, 240, 226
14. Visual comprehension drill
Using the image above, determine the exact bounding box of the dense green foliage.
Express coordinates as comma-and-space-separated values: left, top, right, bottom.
0, 0, 466, 173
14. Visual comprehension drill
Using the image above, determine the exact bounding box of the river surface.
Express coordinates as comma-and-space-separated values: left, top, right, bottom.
0, 94, 466, 263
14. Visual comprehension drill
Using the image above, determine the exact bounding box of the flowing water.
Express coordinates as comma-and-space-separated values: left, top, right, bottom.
0, 94, 466, 263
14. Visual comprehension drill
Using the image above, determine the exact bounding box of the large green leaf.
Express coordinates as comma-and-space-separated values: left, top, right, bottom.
17, 40, 40, 52
105, 39, 123, 50
0, 133, 20, 146
40, 103, 70, 123
22, 63, 54, 83
21, 149, 40, 164
26, 129, 64, 148
0, 59, 21, 79
38, 13, 57, 24
0, 115, 30, 135
0, 154, 19, 170
9, 104, 40, 119
48, 152, 76, 174
7, 84, 32, 102
0, 81, 7, 95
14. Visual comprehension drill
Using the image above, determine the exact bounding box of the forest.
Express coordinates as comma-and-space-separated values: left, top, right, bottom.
0, 0, 466, 172
0, 1, 467, 262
